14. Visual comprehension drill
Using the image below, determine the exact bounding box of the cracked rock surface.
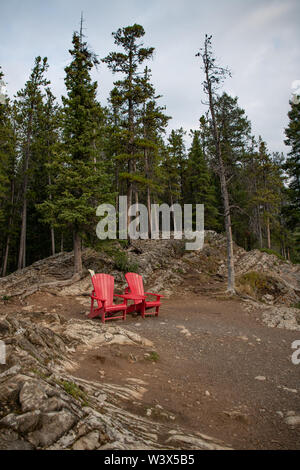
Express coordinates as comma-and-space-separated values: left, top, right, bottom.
0, 310, 229, 450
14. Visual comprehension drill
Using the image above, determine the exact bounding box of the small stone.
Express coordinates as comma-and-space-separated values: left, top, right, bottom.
27, 410, 78, 447
72, 431, 99, 450
0, 411, 41, 434
278, 385, 297, 394
285, 415, 300, 427
205, 390, 210, 396
255, 376, 266, 381
238, 336, 248, 341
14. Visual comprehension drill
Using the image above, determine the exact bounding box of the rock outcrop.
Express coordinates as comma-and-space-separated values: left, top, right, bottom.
0, 310, 229, 450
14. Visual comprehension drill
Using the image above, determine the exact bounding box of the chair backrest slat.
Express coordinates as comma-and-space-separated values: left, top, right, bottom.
125, 272, 144, 296
92, 274, 114, 307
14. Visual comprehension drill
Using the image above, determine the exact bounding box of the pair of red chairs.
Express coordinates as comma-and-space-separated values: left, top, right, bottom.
88, 272, 163, 324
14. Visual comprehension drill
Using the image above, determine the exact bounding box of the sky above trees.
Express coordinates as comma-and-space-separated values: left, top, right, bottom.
1, 0, 299, 153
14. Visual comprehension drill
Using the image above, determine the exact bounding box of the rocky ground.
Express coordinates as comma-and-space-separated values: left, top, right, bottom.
0, 233, 299, 450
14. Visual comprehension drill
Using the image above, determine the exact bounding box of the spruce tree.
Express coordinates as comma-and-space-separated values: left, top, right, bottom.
136, 66, 170, 228
14, 56, 49, 269
103, 24, 154, 218
167, 128, 187, 204
186, 130, 219, 230
0, 68, 18, 276
39, 29, 111, 275
284, 94, 300, 261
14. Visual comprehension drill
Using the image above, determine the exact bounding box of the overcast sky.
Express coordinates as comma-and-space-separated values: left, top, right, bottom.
1, 0, 299, 154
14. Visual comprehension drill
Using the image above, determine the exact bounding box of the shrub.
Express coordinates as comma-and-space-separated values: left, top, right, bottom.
113, 251, 139, 273
236, 271, 281, 300
144, 351, 160, 362
59, 380, 88, 406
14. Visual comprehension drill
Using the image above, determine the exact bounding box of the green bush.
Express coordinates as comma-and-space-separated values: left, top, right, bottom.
59, 380, 88, 406
1, 295, 11, 301
113, 251, 139, 273
237, 271, 280, 300
144, 351, 160, 362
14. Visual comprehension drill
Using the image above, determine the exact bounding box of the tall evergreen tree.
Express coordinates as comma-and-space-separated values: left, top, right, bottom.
136, 66, 171, 228
39, 29, 111, 275
14, 56, 49, 270
167, 128, 186, 204
0, 68, 18, 276
103, 24, 154, 219
284, 93, 300, 261
185, 130, 219, 230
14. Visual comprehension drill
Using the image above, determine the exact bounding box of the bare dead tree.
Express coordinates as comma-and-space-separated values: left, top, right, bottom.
197, 35, 235, 293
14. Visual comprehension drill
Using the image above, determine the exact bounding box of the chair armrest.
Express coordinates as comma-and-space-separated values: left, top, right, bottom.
145, 292, 164, 299
90, 294, 106, 303
114, 294, 128, 300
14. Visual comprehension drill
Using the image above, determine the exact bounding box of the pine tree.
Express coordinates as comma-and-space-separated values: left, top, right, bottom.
167, 128, 186, 204
14, 56, 49, 270
197, 35, 236, 293
34, 88, 60, 256
39, 29, 112, 275
185, 130, 219, 230
0, 67, 10, 224
284, 94, 300, 261
0, 68, 18, 276
103, 24, 154, 219
135, 66, 171, 229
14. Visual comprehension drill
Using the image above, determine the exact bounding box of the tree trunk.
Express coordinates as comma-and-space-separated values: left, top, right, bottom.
127, 48, 134, 232
266, 216, 271, 250
48, 173, 55, 256
147, 185, 151, 236
18, 125, 31, 270
18, 194, 27, 270
257, 207, 263, 249
2, 235, 10, 277
51, 227, 55, 256
219, 158, 235, 292
203, 43, 235, 293
73, 230, 82, 275
2, 179, 15, 277
60, 233, 64, 252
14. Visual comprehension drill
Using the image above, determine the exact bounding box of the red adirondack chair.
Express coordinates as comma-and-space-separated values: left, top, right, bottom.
125, 272, 164, 318
88, 273, 128, 323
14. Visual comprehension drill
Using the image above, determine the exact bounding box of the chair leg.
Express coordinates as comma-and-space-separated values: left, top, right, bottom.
155, 305, 159, 316
101, 311, 105, 324
90, 298, 94, 317
141, 301, 146, 319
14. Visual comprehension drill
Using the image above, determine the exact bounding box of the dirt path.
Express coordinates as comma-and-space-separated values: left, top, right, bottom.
3, 291, 300, 449
68, 293, 300, 449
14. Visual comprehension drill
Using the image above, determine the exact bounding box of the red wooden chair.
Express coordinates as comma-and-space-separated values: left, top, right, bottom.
88, 273, 128, 323
125, 272, 164, 318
